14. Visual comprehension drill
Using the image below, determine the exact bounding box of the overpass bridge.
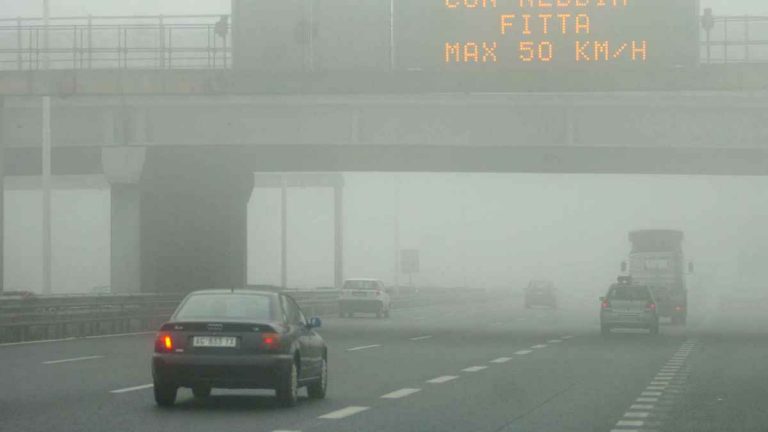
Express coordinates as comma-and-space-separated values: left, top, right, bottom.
1, 13, 768, 296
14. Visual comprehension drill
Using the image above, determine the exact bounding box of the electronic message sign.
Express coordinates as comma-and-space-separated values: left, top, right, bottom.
395, 0, 700, 69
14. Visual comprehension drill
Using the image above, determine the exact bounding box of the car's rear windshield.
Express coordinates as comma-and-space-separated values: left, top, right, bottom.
175, 294, 273, 321
608, 286, 652, 301
343, 280, 379, 290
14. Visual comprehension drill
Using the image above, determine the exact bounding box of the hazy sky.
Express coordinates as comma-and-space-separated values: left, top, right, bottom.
0, 0, 765, 17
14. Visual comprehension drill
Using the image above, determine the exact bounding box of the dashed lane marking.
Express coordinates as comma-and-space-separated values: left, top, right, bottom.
631, 404, 654, 410
462, 366, 488, 372
346, 344, 381, 352
318, 406, 370, 419
381, 388, 421, 399
547, 339, 563, 343
624, 412, 650, 418
490, 357, 513, 363
409, 335, 433, 341
641, 391, 663, 397
110, 384, 153, 394
427, 375, 459, 384
636, 397, 658, 403
43, 355, 103, 365
530, 344, 548, 349
515, 350, 532, 355
616, 420, 644, 427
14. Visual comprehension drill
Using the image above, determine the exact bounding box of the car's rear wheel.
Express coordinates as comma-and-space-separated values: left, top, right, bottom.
600, 324, 610, 336
192, 384, 211, 399
153, 379, 177, 407
307, 357, 327, 399
650, 322, 660, 335
276, 361, 299, 407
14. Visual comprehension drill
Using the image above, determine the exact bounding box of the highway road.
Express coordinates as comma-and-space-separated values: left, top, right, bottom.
1, 294, 767, 432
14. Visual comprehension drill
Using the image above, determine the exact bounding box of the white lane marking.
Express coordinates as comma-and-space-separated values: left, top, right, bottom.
636, 397, 658, 403
490, 357, 513, 363
547, 339, 562, 343
624, 412, 650, 418
616, 420, 644, 427
318, 406, 370, 419
631, 404, 654, 410
380, 388, 421, 399
610, 430, 640, 432
651, 381, 670, 385
427, 375, 459, 384
515, 350, 532, 355
346, 344, 381, 352
110, 384, 154, 394
530, 344, 548, 349
43, 355, 104, 365
647, 386, 666, 391
0, 331, 154, 348
409, 335, 433, 341
641, 391, 662, 396
462, 366, 488, 372
561, 335, 573, 339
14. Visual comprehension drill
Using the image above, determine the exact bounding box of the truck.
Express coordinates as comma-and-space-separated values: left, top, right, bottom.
623, 230, 691, 325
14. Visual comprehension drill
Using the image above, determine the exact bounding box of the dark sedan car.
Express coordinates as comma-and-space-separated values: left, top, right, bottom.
152, 289, 327, 407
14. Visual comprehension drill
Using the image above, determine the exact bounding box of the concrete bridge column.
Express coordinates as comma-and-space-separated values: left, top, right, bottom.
103, 147, 146, 294
139, 151, 254, 294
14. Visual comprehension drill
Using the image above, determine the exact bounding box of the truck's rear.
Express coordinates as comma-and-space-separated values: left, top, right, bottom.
627, 230, 688, 324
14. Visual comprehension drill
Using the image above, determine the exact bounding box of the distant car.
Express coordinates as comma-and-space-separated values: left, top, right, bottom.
600, 280, 659, 336
338, 279, 391, 318
151, 289, 327, 407
524, 281, 557, 309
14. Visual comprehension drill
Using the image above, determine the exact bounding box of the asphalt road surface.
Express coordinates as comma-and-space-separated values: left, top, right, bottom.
1, 294, 767, 432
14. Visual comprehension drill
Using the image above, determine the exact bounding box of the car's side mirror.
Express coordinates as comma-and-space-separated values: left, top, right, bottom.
307, 317, 322, 329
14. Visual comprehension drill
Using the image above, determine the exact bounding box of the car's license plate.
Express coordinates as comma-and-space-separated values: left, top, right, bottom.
193, 336, 237, 348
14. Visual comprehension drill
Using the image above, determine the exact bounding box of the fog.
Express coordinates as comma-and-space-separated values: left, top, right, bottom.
5, 173, 766, 298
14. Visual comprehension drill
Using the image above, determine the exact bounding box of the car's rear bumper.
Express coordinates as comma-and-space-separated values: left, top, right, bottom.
152, 353, 292, 389
339, 299, 384, 312
526, 296, 556, 306
601, 311, 657, 328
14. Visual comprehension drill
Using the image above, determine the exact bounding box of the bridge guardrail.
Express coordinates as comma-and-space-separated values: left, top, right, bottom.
0, 288, 488, 344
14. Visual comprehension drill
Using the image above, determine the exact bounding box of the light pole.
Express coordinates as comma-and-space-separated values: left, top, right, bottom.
393, 175, 400, 289
41, 0, 52, 294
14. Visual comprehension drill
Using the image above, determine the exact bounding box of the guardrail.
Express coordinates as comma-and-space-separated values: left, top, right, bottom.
0, 288, 487, 344
0, 14, 230, 71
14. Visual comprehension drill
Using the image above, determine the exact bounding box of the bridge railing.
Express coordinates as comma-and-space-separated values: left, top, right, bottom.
0, 288, 488, 344
702, 15, 768, 64
0, 14, 230, 71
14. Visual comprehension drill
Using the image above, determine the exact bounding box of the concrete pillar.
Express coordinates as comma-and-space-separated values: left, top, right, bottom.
140, 151, 254, 293
103, 147, 146, 294
334, 183, 344, 289
0, 97, 4, 293
110, 184, 141, 293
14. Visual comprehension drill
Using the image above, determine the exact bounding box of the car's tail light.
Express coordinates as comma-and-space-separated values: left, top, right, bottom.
155, 333, 174, 353
646, 302, 657, 312
261, 332, 281, 350
601, 300, 611, 310
674, 305, 684, 312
